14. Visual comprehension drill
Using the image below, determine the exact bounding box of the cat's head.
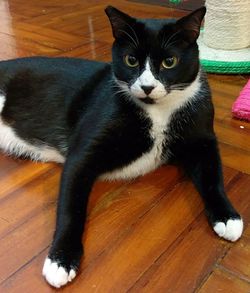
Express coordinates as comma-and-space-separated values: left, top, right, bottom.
105, 6, 206, 104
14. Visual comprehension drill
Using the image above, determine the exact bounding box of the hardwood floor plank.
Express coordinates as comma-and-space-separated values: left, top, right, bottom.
0, 32, 61, 59
56, 41, 111, 62
215, 124, 250, 153
0, 205, 55, 283
129, 172, 250, 292
0, 23, 89, 51
198, 269, 250, 293
244, 223, 250, 239
0, 250, 54, 293
0, 156, 26, 175
0, 166, 60, 239
0, 158, 55, 201
219, 143, 250, 174
128, 214, 227, 293
219, 225, 250, 282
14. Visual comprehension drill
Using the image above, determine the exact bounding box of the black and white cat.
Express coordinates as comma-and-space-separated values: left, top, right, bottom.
0, 6, 243, 288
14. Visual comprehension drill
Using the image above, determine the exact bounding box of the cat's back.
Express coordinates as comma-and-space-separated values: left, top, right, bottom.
0, 56, 112, 119
0, 57, 110, 88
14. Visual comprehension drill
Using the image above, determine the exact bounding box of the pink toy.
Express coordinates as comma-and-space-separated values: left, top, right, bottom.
232, 79, 250, 121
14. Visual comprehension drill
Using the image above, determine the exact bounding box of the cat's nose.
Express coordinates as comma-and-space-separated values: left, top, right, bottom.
141, 85, 154, 95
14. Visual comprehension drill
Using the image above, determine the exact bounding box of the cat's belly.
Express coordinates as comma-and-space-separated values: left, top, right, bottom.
0, 94, 65, 163
101, 134, 165, 181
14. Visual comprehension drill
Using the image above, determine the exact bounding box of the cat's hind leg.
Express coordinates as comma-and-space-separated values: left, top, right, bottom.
0, 93, 65, 163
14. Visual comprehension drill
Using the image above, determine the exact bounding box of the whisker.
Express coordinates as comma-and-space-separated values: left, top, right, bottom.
170, 87, 188, 90
170, 85, 189, 88
170, 83, 190, 89
116, 79, 129, 85
161, 33, 169, 49
110, 77, 129, 87
118, 29, 138, 48
170, 87, 189, 91
164, 39, 179, 50
114, 90, 128, 95
114, 89, 132, 100
125, 23, 139, 46
162, 30, 181, 49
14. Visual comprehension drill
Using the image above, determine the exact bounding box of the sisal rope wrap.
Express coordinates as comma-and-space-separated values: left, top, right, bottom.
204, 0, 250, 50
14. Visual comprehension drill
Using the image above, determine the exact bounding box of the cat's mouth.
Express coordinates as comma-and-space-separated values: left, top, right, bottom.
138, 96, 156, 104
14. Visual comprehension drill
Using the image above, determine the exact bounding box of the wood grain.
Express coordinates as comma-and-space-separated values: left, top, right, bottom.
219, 224, 250, 281
198, 269, 250, 293
0, 0, 249, 292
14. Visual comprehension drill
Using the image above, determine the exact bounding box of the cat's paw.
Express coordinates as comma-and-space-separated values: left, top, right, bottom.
42, 257, 77, 288
43, 240, 83, 287
213, 218, 243, 242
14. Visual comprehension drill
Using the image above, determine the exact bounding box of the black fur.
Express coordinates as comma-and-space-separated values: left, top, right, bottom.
0, 6, 241, 286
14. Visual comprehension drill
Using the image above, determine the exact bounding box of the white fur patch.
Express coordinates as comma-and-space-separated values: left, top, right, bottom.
0, 94, 5, 112
0, 94, 65, 163
130, 60, 166, 100
42, 257, 76, 288
103, 73, 201, 180
213, 218, 243, 242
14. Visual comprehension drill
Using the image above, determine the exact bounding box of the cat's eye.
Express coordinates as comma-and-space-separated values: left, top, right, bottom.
162, 56, 178, 69
124, 55, 139, 67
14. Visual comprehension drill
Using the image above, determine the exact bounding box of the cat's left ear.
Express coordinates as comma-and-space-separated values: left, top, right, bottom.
105, 6, 136, 40
176, 6, 206, 43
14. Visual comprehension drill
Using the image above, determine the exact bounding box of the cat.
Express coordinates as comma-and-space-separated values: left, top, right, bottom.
0, 6, 243, 288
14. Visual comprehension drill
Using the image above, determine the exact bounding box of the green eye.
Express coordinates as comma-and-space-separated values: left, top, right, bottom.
124, 55, 139, 67
162, 56, 178, 69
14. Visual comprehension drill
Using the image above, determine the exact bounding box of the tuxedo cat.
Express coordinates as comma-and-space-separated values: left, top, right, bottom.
0, 6, 243, 288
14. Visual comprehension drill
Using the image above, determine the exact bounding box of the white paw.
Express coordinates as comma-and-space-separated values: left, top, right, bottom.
213, 218, 243, 242
42, 257, 77, 288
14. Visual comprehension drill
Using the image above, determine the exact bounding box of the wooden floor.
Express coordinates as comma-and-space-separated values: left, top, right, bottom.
0, 0, 250, 292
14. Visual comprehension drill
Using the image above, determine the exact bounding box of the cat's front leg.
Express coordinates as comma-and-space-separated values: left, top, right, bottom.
178, 136, 243, 242
42, 143, 99, 288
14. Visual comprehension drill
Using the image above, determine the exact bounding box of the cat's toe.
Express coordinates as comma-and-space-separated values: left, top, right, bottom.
42, 257, 77, 288
213, 218, 243, 242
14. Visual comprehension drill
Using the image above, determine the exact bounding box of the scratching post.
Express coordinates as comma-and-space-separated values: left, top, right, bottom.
198, 0, 250, 74
204, 0, 250, 49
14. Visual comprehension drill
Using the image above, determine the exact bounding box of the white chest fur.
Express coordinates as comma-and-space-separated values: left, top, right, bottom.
102, 74, 201, 180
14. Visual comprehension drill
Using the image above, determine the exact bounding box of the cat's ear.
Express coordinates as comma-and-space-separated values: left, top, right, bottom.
105, 6, 136, 40
176, 6, 206, 43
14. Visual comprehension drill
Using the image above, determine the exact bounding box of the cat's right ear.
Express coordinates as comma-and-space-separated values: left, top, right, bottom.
176, 6, 206, 43
105, 6, 135, 39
